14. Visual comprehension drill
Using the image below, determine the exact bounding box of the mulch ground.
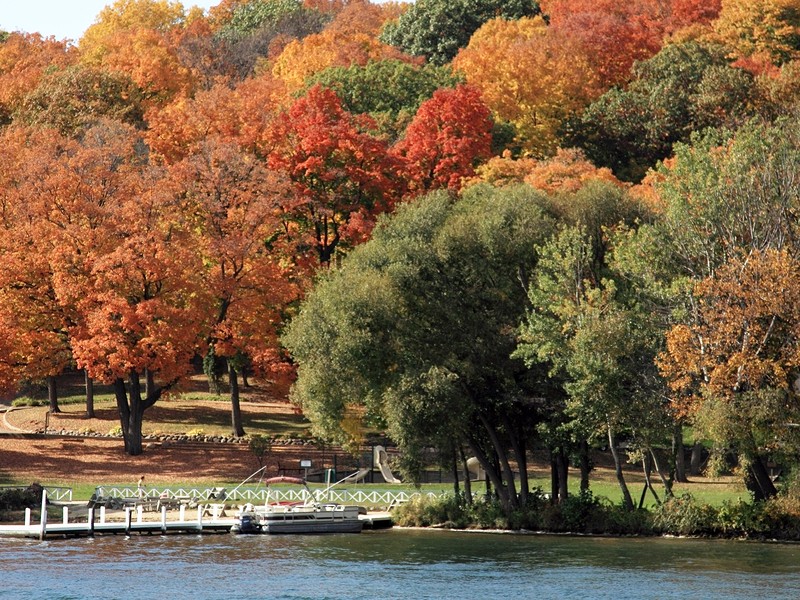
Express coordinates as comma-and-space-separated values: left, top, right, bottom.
0, 401, 314, 486
0, 434, 272, 486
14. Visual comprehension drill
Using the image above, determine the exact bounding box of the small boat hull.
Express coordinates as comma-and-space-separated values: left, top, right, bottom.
261, 519, 363, 534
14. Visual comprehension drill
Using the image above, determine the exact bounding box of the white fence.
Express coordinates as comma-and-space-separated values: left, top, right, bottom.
0, 486, 72, 502
97, 486, 439, 508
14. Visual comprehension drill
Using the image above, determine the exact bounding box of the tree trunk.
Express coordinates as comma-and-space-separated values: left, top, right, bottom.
85, 371, 95, 418
690, 442, 704, 476
674, 424, 688, 483
459, 446, 472, 505
478, 414, 518, 509
451, 447, 460, 498
579, 440, 591, 493
47, 375, 60, 414
557, 448, 568, 503
115, 370, 165, 456
607, 424, 634, 511
114, 378, 130, 453
229, 361, 245, 437
745, 454, 778, 501
651, 448, 673, 498
638, 452, 660, 509
550, 451, 559, 504
468, 437, 510, 510
502, 415, 528, 505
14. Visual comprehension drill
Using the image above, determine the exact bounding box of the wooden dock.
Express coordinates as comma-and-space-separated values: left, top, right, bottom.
0, 499, 236, 539
0, 494, 393, 539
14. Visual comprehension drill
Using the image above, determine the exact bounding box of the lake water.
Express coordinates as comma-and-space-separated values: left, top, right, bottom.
1, 529, 800, 599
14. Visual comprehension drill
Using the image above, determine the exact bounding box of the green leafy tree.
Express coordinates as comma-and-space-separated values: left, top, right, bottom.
516, 181, 668, 510
307, 59, 460, 140
14, 65, 144, 136
616, 116, 800, 497
216, 0, 304, 41
381, 0, 540, 65
572, 41, 756, 182
283, 185, 556, 511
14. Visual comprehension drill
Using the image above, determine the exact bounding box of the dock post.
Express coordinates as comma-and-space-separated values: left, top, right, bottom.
125, 507, 132, 536
161, 506, 167, 534
39, 489, 47, 541
88, 507, 95, 537
179, 505, 185, 522
137, 505, 143, 523
25, 508, 31, 527
197, 505, 203, 531
63, 506, 69, 525
100, 506, 106, 524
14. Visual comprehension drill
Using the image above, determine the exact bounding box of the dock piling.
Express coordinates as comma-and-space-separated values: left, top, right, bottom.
39, 490, 47, 541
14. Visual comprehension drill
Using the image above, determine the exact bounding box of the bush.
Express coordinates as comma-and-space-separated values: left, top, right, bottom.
651, 494, 718, 536
0, 483, 45, 511
393, 494, 470, 528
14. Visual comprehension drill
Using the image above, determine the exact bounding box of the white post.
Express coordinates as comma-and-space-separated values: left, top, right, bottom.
39, 489, 47, 541
63, 506, 69, 525
137, 505, 143, 523
100, 506, 106, 524
161, 506, 167, 534
24, 508, 31, 527
197, 505, 203, 531
179, 505, 186, 522
125, 507, 132, 535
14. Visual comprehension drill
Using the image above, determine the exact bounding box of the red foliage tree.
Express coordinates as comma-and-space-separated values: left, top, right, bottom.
265, 85, 401, 265
392, 85, 493, 196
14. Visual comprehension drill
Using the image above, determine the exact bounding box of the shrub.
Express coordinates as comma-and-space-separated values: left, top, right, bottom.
393, 494, 470, 528
651, 494, 718, 536
0, 483, 45, 511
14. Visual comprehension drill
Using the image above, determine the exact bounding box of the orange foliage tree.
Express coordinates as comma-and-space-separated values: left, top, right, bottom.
169, 139, 300, 436
712, 0, 800, 67
146, 74, 286, 162
78, 0, 195, 104
392, 84, 493, 195
0, 33, 75, 125
659, 249, 800, 499
541, 0, 702, 88
0, 127, 76, 410
29, 121, 211, 455
470, 148, 624, 194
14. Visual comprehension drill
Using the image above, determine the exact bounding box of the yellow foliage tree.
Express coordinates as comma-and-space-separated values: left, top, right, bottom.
712, 0, 800, 65
453, 17, 600, 157
469, 148, 624, 193
269, 2, 413, 94
78, 0, 193, 102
